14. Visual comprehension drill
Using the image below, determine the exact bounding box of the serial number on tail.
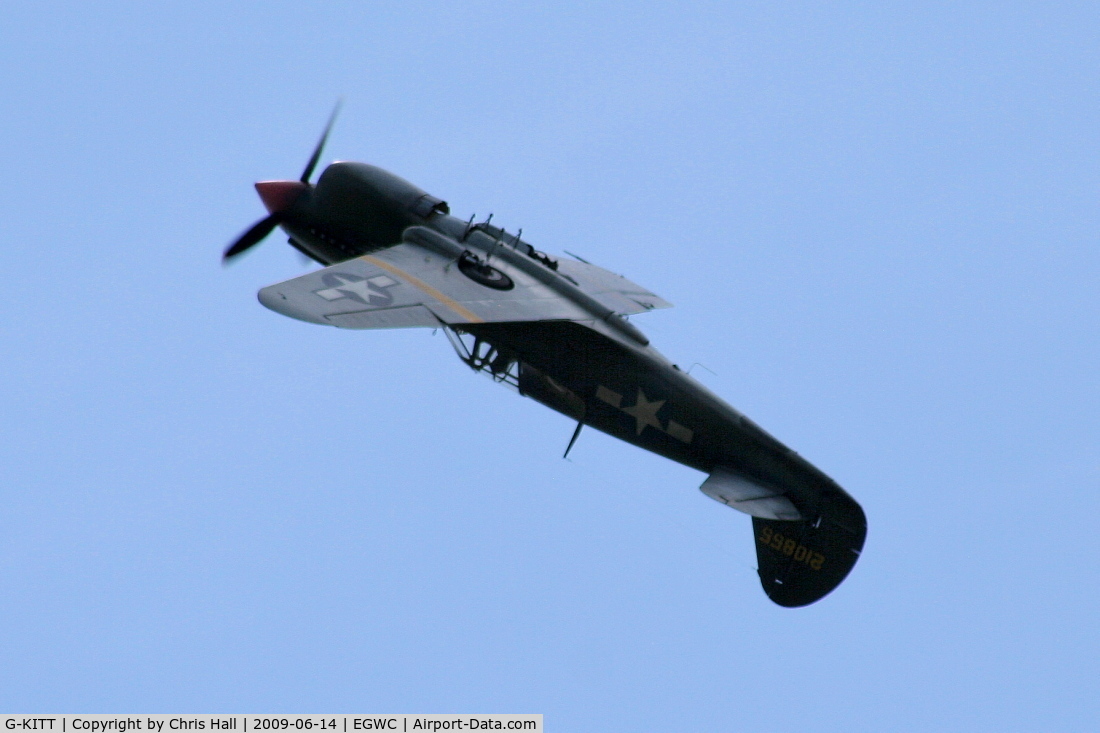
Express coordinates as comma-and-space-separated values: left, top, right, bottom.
758, 526, 825, 570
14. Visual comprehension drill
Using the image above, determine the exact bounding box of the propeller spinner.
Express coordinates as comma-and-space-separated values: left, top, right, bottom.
222, 102, 342, 263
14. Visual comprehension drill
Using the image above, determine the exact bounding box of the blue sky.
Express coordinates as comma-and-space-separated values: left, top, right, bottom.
1, 2, 1098, 729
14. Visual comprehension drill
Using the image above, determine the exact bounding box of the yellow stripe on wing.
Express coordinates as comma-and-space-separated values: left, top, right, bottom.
362, 254, 484, 324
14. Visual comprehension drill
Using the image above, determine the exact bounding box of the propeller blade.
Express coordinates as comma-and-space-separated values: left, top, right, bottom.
300, 99, 343, 184
223, 213, 281, 263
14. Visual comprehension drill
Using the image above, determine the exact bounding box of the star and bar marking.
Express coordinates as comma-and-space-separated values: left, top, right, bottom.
596, 385, 693, 443
310, 260, 485, 325
313, 272, 398, 306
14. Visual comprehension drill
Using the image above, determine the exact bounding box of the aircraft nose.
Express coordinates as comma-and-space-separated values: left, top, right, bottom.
255, 180, 307, 214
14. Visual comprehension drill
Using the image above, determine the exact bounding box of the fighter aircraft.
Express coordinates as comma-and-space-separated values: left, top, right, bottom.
223, 109, 867, 607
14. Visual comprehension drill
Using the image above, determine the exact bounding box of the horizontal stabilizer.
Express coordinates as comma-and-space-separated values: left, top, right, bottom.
701, 468, 802, 521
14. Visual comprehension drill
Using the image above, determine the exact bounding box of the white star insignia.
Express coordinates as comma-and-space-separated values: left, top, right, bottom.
621, 388, 666, 436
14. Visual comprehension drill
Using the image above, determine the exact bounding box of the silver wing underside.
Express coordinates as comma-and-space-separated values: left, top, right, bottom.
258, 228, 670, 331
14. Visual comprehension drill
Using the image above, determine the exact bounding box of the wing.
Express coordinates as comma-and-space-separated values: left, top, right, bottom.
258, 233, 591, 330
555, 258, 673, 315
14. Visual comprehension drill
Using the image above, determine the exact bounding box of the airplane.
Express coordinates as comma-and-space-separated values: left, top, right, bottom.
223, 108, 867, 607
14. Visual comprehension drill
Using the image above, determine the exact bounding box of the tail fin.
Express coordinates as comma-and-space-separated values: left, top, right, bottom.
752, 505, 866, 607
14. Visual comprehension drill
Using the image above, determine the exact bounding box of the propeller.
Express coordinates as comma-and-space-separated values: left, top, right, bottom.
299, 99, 342, 185
223, 213, 282, 261
222, 101, 342, 264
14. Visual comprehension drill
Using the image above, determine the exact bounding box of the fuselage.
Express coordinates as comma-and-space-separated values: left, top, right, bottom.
270, 162, 862, 528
